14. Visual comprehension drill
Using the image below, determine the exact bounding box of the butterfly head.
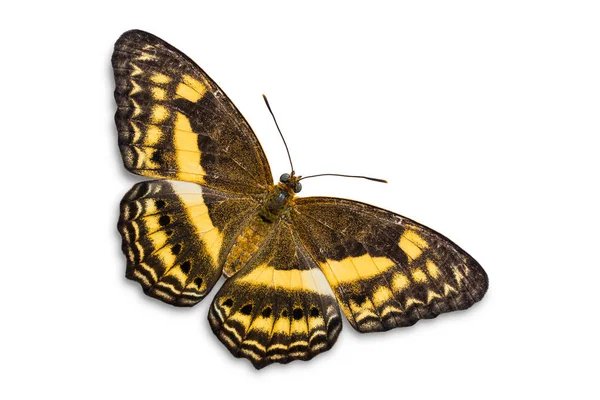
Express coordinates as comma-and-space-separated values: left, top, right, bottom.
279, 172, 302, 193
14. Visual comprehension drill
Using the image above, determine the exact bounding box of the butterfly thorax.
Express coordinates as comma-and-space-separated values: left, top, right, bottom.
259, 183, 296, 222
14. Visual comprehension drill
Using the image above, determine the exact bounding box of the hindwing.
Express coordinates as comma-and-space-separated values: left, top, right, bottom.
112, 30, 273, 195
119, 180, 260, 306
292, 197, 488, 332
209, 221, 342, 369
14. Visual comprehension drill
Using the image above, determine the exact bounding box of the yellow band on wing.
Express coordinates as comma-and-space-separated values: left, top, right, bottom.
170, 181, 222, 267
237, 265, 334, 294
173, 112, 207, 182
398, 229, 428, 261
176, 75, 207, 102
319, 254, 395, 286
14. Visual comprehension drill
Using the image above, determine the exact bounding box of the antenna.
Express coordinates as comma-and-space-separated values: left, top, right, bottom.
262, 95, 386, 185
263, 94, 294, 173
300, 173, 387, 183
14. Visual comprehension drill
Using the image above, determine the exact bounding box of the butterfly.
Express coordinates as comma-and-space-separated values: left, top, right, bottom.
112, 30, 489, 369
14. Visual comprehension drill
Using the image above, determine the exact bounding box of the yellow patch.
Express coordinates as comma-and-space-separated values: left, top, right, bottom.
130, 147, 145, 168
405, 297, 425, 308
137, 262, 157, 282
443, 283, 457, 295
151, 86, 167, 100
130, 122, 142, 142
250, 316, 272, 333
308, 315, 325, 330
186, 75, 206, 96
134, 52, 155, 61
153, 282, 178, 300
273, 316, 291, 334
130, 63, 143, 76
145, 125, 162, 146
173, 112, 207, 182
174, 112, 194, 136
238, 265, 333, 294
320, 254, 395, 286
427, 290, 442, 303
412, 268, 428, 283
290, 340, 309, 348
130, 80, 143, 95
173, 112, 195, 135
156, 246, 176, 270
405, 229, 428, 248
242, 339, 266, 352
150, 73, 172, 84
168, 265, 189, 283
176, 75, 207, 102
268, 343, 287, 352
392, 273, 410, 292
381, 305, 403, 317
372, 286, 394, 307
144, 215, 160, 232
131, 99, 142, 118
203, 228, 224, 269
151, 105, 168, 123
350, 298, 377, 322
452, 266, 465, 286
171, 181, 223, 267
426, 259, 440, 279
230, 313, 252, 330
149, 230, 168, 250
291, 318, 309, 334
399, 229, 428, 261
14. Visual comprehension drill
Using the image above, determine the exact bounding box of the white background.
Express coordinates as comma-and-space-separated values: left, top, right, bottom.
2, 1, 599, 399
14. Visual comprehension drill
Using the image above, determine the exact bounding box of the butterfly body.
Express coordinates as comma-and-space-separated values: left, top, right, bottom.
259, 181, 295, 221
223, 208, 276, 277
113, 30, 488, 369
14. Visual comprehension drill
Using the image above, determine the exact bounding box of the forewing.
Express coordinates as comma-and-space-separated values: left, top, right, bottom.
292, 197, 488, 332
112, 30, 273, 195
119, 180, 260, 306
208, 222, 342, 369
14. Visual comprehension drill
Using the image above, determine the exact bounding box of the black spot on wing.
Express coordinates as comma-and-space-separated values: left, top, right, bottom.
180, 260, 191, 274
241, 304, 253, 315
293, 308, 303, 320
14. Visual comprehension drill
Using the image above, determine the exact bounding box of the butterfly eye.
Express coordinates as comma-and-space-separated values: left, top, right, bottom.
279, 173, 290, 182
293, 182, 302, 193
